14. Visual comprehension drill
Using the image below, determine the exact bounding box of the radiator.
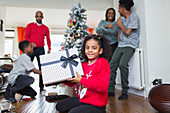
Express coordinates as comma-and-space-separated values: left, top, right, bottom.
116, 48, 145, 90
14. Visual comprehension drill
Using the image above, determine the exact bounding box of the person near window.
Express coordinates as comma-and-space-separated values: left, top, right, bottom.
25, 11, 51, 91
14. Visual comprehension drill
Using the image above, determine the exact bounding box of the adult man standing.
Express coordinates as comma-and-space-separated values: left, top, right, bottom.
108, 0, 140, 100
25, 11, 51, 91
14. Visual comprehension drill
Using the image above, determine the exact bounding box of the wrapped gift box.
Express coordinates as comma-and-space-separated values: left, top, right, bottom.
40, 48, 84, 85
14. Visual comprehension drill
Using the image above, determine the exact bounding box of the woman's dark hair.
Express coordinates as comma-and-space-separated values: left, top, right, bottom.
105, 8, 116, 22
119, 0, 134, 11
81, 34, 111, 62
19, 40, 30, 52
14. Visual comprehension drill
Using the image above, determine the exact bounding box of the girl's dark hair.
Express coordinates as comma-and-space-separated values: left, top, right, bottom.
81, 34, 111, 62
19, 40, 30, 52
119, 0, 134, 11
105, 8, 116, 22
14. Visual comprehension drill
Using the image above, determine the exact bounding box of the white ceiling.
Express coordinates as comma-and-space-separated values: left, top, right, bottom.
0, 0, 113, 10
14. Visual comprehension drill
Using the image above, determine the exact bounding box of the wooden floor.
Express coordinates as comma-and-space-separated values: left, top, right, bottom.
0, 89, 158, 113
0, 74, 158, 113
106, 90, 157, 113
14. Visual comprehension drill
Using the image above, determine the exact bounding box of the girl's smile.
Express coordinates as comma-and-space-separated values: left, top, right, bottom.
107, 9, 115, 22
85, 39, 103, 64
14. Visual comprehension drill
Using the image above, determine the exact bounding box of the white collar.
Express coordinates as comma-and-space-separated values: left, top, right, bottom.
34, 21, 42, 26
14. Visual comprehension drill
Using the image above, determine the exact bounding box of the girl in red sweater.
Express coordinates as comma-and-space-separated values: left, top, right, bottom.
56, 34, 111, 113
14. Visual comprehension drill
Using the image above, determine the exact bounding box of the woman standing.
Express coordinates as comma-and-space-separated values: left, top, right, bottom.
96, 8, 119, 61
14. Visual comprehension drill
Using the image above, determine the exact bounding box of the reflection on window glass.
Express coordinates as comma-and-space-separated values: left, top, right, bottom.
4, 39, 13, 56
44, 34, 65, 53
4, 30, 15, 56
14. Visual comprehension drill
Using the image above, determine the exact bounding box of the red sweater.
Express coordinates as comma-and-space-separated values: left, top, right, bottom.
25, 22, 51, 50
65, 58, 110, 107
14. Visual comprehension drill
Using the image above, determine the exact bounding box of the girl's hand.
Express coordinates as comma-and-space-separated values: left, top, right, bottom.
67, 72, 82, 83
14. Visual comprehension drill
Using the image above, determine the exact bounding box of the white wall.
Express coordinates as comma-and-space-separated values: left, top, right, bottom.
133, 0, 149, 97
0, 7, 6, 57
6, 7, 105, 29
144, 0, 170, 91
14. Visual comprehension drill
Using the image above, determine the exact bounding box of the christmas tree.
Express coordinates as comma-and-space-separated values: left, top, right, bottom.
61, 2, 90, 56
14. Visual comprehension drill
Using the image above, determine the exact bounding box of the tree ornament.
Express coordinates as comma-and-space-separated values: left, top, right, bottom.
70, 37, 73, 40
69, 20, 73, 27
76, 39, 81, 44
77, 33, 81, 37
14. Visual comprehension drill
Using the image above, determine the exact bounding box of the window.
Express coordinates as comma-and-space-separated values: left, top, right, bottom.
4, 30, 15, 56
4, 39, 13, 56
44, 34, 65, 53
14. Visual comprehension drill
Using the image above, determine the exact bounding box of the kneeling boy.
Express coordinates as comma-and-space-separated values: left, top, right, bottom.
4, 40, 42, 103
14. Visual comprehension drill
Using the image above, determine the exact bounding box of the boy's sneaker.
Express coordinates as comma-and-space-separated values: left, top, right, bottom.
108, 92, 115, 96
118, 93, 128, 100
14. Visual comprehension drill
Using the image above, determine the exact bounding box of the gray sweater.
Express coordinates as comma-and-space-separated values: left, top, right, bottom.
96, 20, 119, 45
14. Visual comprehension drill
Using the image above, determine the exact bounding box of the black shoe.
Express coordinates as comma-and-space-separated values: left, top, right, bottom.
118, 93, 128, 100
46, 95, 70, 101
108, 92, 115, 96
